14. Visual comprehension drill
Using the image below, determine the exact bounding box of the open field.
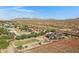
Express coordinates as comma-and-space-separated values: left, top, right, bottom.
15, 39, 39, 46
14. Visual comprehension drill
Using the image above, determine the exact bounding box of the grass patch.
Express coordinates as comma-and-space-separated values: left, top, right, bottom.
15, 39, 39, 46
0, 39, 9, 49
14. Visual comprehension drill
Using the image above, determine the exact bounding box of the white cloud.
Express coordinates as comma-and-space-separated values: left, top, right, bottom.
13, 6, 34, 13
0, 6, 34, 14
0, 6, 35, 20
15, 9, 33, 12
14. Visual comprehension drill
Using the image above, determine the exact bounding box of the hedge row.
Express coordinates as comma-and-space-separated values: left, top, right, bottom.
16, 29, 56, 40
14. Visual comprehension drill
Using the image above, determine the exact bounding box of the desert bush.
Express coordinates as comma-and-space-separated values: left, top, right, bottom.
19, 25, 29, 31
45, 29, 56, 33
16, 45, 23, 49
16, 31, 49, 40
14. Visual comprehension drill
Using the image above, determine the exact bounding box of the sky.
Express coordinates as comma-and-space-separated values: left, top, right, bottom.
0, 6, 79, 20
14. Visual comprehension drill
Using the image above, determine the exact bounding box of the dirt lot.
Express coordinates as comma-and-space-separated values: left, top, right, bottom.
26, 38, 79, 53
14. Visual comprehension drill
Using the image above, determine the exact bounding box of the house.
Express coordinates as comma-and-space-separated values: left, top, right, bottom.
45, 32, 68, 40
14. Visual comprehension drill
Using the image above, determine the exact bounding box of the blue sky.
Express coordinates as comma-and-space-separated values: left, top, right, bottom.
0, 6, 79, 20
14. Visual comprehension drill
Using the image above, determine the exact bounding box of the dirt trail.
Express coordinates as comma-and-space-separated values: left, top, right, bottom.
7, 40, 15, 53
0, 39, 16, 53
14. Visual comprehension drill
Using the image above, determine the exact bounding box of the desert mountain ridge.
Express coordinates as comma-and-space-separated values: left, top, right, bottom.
0, 17, 79, 21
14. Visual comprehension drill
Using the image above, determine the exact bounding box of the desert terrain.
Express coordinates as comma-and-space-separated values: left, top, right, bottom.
0, 18, 79, 53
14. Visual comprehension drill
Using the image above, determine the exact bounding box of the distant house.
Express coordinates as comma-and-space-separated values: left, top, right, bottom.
45, 32, 68, 40
45, 32, 56, 40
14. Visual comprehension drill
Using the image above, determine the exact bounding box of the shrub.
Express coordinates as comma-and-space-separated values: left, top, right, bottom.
0, 27, 8, 35
45, 29, 56, 33
0, 34, 14, 40
16, 35, 25, 40
16, 45, 23, 49
19, 25, 29, 31
16, 30, 51, 40
25, 46, 28, 48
